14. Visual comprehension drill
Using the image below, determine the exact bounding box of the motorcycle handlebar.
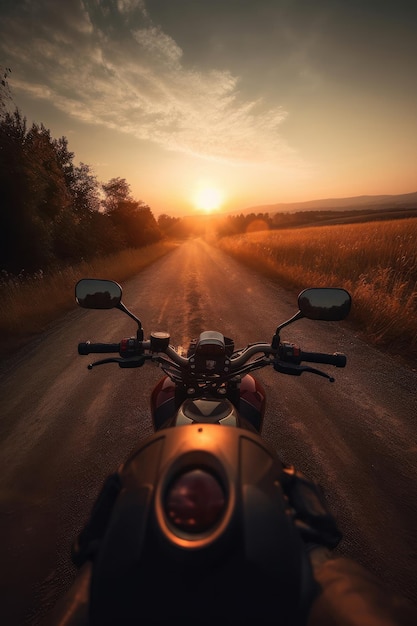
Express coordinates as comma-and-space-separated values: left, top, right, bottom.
78, 339, 347, 371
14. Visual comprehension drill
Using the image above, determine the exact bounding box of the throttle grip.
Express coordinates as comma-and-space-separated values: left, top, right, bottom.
78, 341, 121, 355
301, 351, 346, 367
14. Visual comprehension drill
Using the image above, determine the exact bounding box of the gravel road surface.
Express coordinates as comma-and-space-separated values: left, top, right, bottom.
0, 239, 416, 624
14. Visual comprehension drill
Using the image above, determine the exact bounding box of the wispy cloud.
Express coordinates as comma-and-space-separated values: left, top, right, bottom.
0, 0, 293, 164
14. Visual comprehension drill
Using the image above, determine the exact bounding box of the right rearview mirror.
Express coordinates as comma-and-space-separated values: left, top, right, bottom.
298, 288, 351, 321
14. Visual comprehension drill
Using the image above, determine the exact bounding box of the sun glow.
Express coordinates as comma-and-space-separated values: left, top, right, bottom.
193, 186, 224, 213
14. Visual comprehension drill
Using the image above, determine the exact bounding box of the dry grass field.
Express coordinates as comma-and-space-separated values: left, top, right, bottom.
0, 242, 177, 355
218, 218, 417, 365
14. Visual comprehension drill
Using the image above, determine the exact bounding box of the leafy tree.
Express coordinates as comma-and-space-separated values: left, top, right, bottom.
108, 199, 160, 248
0, 109, 44, 271
102, 177, 132, 213
71, 162, 101, 217
24, 123, 72, 221
1, 112, 75, 269
103, 178, 161, 248
50, 137, 103, 261
0, 66, 12, 117
158, 214, 182, 237
87, 211, 123, 256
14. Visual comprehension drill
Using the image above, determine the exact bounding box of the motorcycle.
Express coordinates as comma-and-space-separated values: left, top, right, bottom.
50, 280, 352, 626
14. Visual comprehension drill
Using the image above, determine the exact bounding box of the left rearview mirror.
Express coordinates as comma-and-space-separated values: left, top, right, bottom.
75, 279, 122, 309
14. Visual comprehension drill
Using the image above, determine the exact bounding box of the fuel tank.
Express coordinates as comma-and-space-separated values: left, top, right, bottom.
151, 374, 266, 432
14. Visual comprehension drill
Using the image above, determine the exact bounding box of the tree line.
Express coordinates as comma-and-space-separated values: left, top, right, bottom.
0, 109, 162, 274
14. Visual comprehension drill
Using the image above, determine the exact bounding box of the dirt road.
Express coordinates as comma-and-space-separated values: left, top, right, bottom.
1, 239, 416, 624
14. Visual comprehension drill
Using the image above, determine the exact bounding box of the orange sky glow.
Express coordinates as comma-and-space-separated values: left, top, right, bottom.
1, 1, 416, 217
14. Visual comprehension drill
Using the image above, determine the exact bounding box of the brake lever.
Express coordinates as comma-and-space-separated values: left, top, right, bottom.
274, 361, 335, 382
87, 355, 148, 370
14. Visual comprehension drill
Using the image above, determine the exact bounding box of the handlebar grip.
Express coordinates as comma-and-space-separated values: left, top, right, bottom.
78, 341, 121, 355
300, 351, 347, 367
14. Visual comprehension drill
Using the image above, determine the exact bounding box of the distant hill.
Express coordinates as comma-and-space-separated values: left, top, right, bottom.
240, 191, 417, 215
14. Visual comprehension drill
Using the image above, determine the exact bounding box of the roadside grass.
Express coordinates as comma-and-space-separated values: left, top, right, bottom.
0, 241, 177, 356
217, 218, 417, 366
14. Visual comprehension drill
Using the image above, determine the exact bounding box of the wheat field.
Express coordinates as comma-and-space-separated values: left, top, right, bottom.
218, 218, 417, 362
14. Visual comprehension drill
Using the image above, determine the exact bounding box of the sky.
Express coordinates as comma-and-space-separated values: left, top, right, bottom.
1, 0, 417, 217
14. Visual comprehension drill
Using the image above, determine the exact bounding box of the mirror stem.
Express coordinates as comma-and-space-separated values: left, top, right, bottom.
275, 310, 304, 336
117, 303, 144, 340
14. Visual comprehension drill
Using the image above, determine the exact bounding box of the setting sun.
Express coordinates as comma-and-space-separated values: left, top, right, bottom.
193, 186, 224, 213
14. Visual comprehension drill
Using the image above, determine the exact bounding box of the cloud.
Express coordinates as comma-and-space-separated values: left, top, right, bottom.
0, 0, 294, 165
